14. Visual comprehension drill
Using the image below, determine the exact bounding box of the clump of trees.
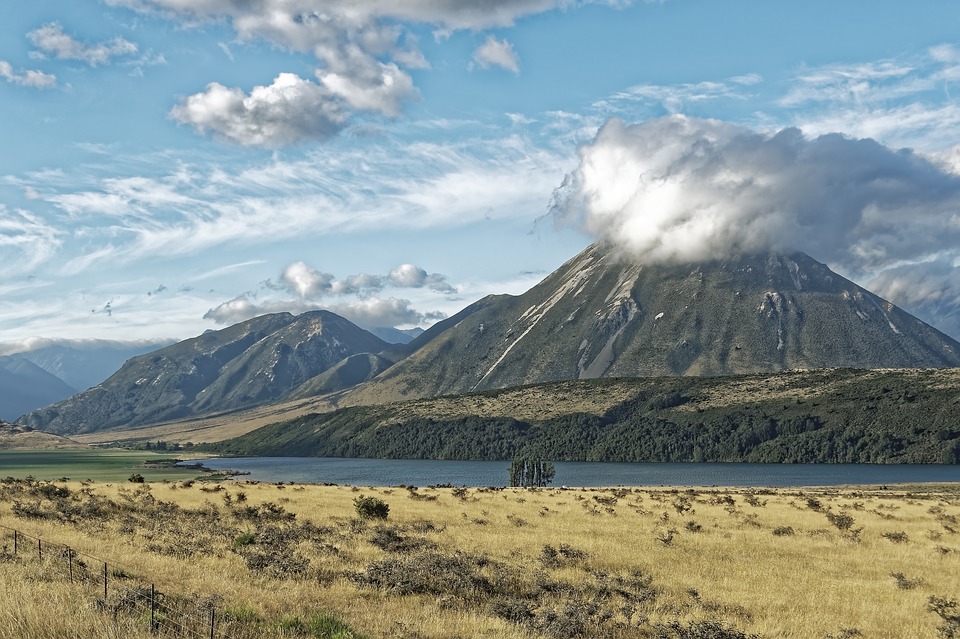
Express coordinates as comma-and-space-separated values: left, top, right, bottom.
508, 457, 555, 487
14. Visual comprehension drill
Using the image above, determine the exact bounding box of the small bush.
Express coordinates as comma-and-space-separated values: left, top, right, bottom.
128, 473, 145, 483
653, 620, 759, 638
881, 531, 909, 543
890, 572, 923, 590
354, 495, 389, 520
772, 526, 795, 536
233, 531, 256, 549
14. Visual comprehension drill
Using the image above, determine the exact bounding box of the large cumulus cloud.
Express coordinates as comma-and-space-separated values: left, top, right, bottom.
551, 115, 960, 338
109, 0, 603, 145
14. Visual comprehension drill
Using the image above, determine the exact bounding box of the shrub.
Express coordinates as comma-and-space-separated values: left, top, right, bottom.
653, 620, 759, 638
353, 495, 389, 520
772, 526, 795, 536
928, 595, 960, 638
128, 473, 145, 483
233, 531, 256, 549
881, 531, 909, 543
890, 572, 923, 590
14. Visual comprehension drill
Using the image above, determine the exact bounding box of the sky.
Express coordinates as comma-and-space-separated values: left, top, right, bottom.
3, 0, 960, 347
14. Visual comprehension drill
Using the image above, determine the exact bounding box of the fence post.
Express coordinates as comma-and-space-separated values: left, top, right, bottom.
12, 530, 16, 555
68, 549, 73, 582
103, 562, 108, 600
150, 583, 156, 634
209, 607, 215, 639
38, 538, 42, 561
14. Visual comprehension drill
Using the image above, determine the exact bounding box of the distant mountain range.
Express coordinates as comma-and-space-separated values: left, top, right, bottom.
2, 339, 173, 392
0, 357, 76, 422
17, 243, 960, 437
18, 311, 389, 434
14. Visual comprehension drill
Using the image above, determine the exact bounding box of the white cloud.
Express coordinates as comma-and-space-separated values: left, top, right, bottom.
603, 75, 761, 115
170, 73, 349, 146
0, 206, 62, 275
203, 294, 444, 329
0, 60, 56, 88
388, 264, 456, 293
552, 116, 960, 278
105, 0, 623, 145
32, 131, 568, 269
775, 48, 960, 153
472, 36, 520, 74
28, 22, 138, 66
281, 261, 335, 298
279, 261, 456, 299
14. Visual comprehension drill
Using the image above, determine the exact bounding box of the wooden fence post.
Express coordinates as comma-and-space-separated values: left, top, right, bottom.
103, 562, 108, 600
150, 583, 156, 633
209, 607, 216, 639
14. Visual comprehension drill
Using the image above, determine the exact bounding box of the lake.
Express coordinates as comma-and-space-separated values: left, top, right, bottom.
184, 457, 960, 487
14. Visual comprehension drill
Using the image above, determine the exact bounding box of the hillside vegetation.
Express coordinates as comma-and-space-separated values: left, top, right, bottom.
208, 368, 960, 463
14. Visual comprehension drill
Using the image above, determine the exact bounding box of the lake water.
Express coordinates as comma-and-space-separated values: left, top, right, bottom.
184, 457, 960, 487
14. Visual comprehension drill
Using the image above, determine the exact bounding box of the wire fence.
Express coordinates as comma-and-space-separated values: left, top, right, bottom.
0, 523, 226, 638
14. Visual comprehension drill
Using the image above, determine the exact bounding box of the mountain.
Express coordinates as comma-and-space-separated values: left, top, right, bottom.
344, 244, 960, 405
5, 340, 173, 391
286, 353, 395, 398
0, 357, 77, 421
367, 326, 425, 344
17, 311, 389, 435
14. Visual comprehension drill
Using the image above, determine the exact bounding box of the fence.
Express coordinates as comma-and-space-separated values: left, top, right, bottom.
0, 523, 226, 638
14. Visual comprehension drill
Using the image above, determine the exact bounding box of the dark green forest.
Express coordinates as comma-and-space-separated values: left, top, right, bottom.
206, 368, 960, 464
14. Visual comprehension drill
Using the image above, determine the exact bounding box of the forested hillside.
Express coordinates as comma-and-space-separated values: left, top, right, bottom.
208, 368, 960, 463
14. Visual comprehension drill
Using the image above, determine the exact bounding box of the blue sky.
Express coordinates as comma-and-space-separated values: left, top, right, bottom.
3, 0, 960, 346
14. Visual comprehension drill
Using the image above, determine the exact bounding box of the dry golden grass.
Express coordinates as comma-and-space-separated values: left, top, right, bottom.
1, 480, 959, 638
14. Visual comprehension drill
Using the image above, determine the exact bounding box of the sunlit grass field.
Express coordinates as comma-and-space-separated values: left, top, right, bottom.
0, 450, 210, 483
1, 478, 959, 638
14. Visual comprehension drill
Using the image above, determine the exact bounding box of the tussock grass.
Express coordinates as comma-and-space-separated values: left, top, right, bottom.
1, 479, 959, 637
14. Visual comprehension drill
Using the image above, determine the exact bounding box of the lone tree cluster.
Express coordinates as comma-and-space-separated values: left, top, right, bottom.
508, 457, 555, 487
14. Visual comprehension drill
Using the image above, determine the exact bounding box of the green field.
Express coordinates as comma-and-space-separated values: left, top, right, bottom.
0, 450, 211, 482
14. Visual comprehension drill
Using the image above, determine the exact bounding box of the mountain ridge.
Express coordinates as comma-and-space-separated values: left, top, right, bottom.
339, 244, 960, 406
17, 310, 389, 434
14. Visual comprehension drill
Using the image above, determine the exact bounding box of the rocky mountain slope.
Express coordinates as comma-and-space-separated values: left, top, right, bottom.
0, 356, 77, 421
344, 244, 960, 405
17, 311, 388, 434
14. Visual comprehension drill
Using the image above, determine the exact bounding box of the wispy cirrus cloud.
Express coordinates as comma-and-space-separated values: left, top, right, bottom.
777, 46, 960, 152
0, 205, 62, 274
603, 73, 763, 114
24, 131, 569, 272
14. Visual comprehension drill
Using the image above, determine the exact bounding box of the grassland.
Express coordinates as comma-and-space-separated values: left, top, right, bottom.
1, 477, 959, 638
0, 450, 211, 482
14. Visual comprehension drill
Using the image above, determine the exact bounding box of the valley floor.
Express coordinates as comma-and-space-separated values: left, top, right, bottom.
1, 479, 959, 638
